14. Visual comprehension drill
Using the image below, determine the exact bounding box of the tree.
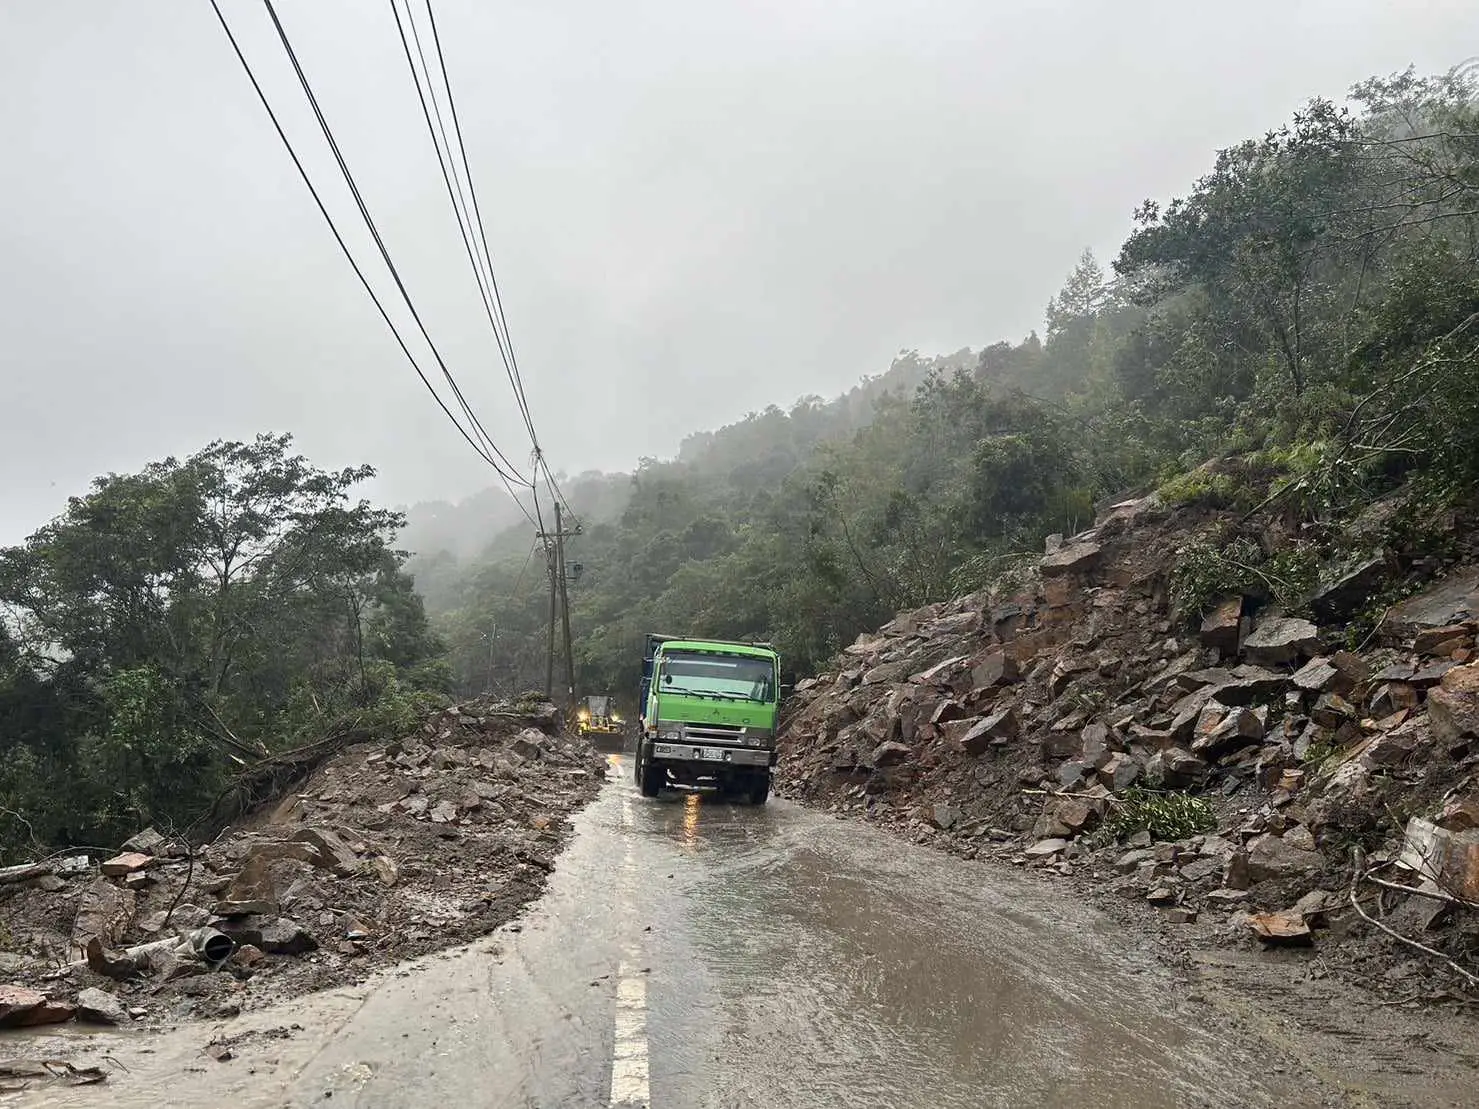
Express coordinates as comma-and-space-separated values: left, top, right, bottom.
0, 434, 441, 854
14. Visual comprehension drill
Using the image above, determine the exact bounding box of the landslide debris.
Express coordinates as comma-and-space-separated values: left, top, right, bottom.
776, 494, 1479, 996
0, 698, 603, 1030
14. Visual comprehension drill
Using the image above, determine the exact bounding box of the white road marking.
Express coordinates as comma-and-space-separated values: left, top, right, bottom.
610, 794, 651, 1108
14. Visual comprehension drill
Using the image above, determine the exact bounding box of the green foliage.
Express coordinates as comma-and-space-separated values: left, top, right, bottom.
0, 435, 442, 860
1169, 533, 1319, 621
1158, 468, 1246, 511
1105, 787, 1218, 843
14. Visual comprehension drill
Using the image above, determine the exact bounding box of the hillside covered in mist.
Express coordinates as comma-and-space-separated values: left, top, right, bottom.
426, 67, 1479, 703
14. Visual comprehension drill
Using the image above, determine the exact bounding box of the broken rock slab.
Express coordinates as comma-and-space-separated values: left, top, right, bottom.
99, 852, 156, 878
1382, 568, 1479, 642
1249, 910, 1313, 946
958, 707, 1019, 755
1199, 597, 1244, 654
1246, 833, 1324, 883
1292, 657, 1345, 695
1242, 618, 1319, 667
927, 803, 961, 831
1025, 838, 1069, 859
1040, 540, 1102, 578
75, 987, 129, 1026
871, 740, 911, 768
122, 827, 168, 855
1428, 665, 1479, 748
1414, 624, 1475, 657
1398, 817, 1479, 902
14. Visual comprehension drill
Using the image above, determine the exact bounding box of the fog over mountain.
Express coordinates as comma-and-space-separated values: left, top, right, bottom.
2, 0, 1474, 544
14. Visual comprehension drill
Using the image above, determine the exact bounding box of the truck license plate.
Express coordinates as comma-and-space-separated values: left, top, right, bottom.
695, 747, 727, 761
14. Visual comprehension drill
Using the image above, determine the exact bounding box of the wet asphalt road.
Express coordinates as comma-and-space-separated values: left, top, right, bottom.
9, 756, 1306, 1108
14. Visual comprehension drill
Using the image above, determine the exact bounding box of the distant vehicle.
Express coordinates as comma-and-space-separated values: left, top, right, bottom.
575, 694, 622, 737
633, 633, 789, 804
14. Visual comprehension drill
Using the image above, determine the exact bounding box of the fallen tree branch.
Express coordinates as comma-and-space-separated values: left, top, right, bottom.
1350, 849, 1479, 990
1363, 870, 1479, 912
162, 844, 195, 929
1022, 788, 1124, 804
0, 861, 52, 885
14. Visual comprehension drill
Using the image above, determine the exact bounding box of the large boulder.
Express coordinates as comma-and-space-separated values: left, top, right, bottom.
1429, 663, 1479, 748
1246, 832, 1324, 882
0, 985, 46, 1029
1199, 597, 1244, 654
1242, 618, 1319, 667
1382, 569, 1479, 642
1310, 557, 1386, 623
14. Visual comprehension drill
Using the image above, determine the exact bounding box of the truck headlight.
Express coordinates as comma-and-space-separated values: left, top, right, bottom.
657, 726, 682, 740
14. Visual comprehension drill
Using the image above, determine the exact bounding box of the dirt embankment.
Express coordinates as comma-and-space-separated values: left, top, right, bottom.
0, 699, 604, 1036
776, 494, 1479, 1002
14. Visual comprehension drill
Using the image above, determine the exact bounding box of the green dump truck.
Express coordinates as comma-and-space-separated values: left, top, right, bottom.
633, 634, 787, 804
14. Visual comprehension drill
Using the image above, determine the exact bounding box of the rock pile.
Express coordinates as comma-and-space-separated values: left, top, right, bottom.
0, 698, 603, 1028
777, 496, 1479, 974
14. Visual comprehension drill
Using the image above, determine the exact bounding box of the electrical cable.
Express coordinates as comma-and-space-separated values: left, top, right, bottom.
390, 0, 525, 434
207, 0, 530, 494
419, 0, 538, 440
404, 1, 581, 529
257, 0, 535, 493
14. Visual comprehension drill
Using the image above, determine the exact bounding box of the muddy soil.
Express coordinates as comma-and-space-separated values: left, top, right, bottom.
0, 700, 604, 1030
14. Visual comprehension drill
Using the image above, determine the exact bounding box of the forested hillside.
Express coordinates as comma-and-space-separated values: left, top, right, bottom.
431, 69, 1479, 704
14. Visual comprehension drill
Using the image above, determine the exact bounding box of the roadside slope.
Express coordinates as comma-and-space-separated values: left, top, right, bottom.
775, 492, 1479, 1002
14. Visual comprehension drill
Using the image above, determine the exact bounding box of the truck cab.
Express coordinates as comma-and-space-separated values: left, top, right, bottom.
634, 634, 782, 804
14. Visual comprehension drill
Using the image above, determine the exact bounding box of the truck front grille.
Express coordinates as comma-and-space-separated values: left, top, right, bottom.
684, 724, 744, 743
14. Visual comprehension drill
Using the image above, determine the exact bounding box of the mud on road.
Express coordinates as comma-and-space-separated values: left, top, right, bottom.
8, 754, 1479, 1107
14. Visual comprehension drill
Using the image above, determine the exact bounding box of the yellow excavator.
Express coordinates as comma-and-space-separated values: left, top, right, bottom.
575, 694, 622, 737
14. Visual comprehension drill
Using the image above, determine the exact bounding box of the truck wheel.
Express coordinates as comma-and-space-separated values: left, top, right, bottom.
639, 759, 662, 798
748, 771, 771, 806
632, 744, 643, 786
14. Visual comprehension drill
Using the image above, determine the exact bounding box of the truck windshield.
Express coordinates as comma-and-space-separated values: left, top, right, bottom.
659, 651, 776, 703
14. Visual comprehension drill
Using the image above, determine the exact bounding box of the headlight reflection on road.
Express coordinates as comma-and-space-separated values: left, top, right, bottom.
681, 792, 701, 846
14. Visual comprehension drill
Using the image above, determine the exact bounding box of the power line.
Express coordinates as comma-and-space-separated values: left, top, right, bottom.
399, 1, 582, 530
206, 0, 531, 496
418, 0, 538, 442
257, 0, 533, 495
390, 0, 533, 449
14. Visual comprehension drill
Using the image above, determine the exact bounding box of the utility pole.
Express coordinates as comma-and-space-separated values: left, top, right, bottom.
555, 504, 576, 709
544, 541, 557, 699
536, 505, 581, 706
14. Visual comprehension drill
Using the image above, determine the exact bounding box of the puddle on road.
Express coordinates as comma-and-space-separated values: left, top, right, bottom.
626, 790, 1270, 1109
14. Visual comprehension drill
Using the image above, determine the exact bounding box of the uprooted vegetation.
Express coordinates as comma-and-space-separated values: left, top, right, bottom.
0, 697, 603, 1032
776, 486, 1479, 999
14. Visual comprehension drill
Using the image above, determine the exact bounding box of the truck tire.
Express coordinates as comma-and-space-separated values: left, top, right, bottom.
747, 770, 771, 806
639, 758, 662, 798
632, 743, 643, 786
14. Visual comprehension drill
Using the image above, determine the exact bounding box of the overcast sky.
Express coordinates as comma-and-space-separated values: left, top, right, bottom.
1, 1, 1474, 544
